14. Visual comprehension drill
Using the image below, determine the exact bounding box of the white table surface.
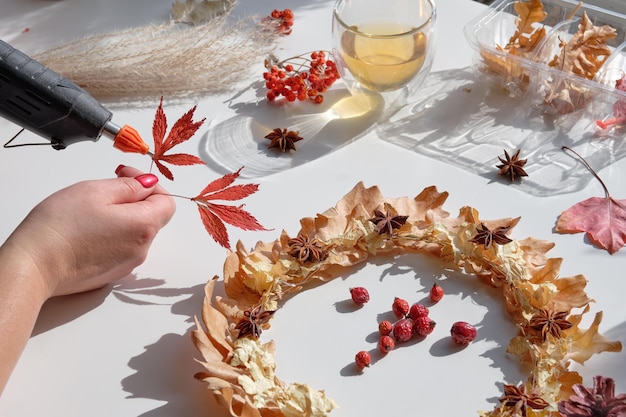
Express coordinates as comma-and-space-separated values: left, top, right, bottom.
1, 1, 625, 416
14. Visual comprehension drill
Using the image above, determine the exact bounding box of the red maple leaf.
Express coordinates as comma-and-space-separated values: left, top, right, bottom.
555, 147, 626, 254
151, 97, 206, 180
191, 167, 268, 249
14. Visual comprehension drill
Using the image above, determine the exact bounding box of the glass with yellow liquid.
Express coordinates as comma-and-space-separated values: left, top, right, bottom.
332, 0, 436, 113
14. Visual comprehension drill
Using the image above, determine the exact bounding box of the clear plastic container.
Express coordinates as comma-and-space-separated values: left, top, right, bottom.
464, 0, 626, 128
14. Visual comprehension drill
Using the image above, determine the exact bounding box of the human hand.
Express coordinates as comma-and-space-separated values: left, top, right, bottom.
2, 165, 176, 299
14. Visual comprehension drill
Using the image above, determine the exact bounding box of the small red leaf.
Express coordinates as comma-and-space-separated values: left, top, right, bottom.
163, 105, 205, 149
206, 203, 267, 231
195, 184, 260, 202
197, 205, 230, 249
150, 97, 206, 180
160, 153, 205, 166
191, 169, 268, 248
152, 97, 167, 155
154, 160, 174, 181
197, 167, 243, 196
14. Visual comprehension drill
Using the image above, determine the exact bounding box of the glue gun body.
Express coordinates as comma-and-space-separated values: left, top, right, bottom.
0, 39, 116, 150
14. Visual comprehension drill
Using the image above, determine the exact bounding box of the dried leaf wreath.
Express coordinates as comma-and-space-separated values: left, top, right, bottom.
192, 182, 622, 417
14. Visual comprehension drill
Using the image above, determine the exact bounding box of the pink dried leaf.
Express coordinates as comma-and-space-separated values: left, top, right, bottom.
555, 196, 626, 254
555, 147, 626, 254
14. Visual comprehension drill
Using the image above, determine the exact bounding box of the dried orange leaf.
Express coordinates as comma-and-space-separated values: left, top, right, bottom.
566, 311, 622, 364
510, 0, 547, 48
549, 12, 616, 79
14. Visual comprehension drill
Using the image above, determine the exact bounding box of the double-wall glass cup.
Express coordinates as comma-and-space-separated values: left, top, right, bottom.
331, 0, 437, 116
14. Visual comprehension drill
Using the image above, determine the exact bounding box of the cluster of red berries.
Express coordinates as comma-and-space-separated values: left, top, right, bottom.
263, 9, 294, 35
377, 297, 437, 354
351, 283, 478, 369
263, 51, 340, 104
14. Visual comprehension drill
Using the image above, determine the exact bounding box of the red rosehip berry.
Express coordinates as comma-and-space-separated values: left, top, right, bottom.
392, 297, 410, 318
378, 320, 393, 336
393, 318, 414, 343
450, 321, 477, 345
355, 350, 371, 368
413, 316, 436, 337
408, 303, 429, 320
429, 283, 444, 303
350, 287, 370, 305
378, 335, 395, 353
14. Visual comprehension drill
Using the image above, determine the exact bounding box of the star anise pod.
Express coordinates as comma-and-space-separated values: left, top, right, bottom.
469, 223, 513, 250
369, 204, 409, 236
234, 305, 276, 339
496, 149, 528, 182
558, 376, 626, 417
265, 127, 303, 152
529, 309, 573, 341
287, 232, 327, 263
499, 383, 549, 417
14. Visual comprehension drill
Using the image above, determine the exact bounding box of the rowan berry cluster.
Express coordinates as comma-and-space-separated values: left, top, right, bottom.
263, 8, 294, 35
350, 284, 478, 370
263, 51, 340, 104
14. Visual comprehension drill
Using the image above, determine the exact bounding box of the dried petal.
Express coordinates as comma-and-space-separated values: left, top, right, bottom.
558, 375, 626, 417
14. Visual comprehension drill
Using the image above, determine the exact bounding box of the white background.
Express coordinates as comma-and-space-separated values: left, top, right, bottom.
1, 1, 625, 416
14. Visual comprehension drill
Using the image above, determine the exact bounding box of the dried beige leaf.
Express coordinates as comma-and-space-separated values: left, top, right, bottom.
549, 12, 617, 79
566, 310, 622, 364
509, 0, 548, 49
480, 0, 547, 92
543, 12, 617, 114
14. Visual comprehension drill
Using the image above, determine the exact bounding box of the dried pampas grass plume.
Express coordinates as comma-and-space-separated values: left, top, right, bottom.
32, 0, 278, 103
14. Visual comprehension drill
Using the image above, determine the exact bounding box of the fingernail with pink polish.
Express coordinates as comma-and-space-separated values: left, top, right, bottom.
135, 173, 158, 188
115, 164, 125, 176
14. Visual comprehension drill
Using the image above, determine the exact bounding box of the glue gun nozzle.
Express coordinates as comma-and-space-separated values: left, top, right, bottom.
107, 123, 151, 156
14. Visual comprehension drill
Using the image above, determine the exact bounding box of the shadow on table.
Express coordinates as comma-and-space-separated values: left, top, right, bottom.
378, 67, 626, 197
403, 254, 527, 407
33, 286, 110, 336
33, 275, 190, 336
199, 82, 381, 178
118, 280, 229, 417
36, 275, 225, 417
